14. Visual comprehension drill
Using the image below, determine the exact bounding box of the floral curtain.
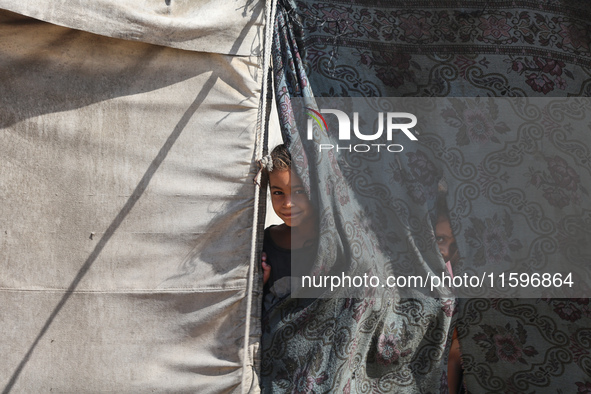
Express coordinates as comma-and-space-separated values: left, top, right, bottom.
262, 0, 591, 392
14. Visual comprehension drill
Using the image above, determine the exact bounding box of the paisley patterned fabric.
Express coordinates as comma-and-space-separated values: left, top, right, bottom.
262, 0, 591, 392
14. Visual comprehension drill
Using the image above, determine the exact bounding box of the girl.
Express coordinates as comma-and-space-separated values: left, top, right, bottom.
261, 144, 317, 312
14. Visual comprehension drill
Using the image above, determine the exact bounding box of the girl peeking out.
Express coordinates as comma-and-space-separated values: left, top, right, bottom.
261, 144, 317, 313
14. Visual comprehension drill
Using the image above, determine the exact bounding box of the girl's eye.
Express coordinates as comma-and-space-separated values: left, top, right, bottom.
294, 189, 306, 194
436, 237, 444, 243
272, 191, 284, 195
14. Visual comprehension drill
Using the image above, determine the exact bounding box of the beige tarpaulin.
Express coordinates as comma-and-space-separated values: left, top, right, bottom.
0, 0, 262, 55
0, 1, 268, 392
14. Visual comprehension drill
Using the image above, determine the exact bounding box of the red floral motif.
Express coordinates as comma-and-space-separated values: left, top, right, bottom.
550, 299, 591, 322
441, 98, 510, 146
399, 15, 432, 39
526, 73, 555, 94
357, 50, 415, 88
511, 60, 525, 73
576, 381, 591, 394
464, 108, 496, 142
507, 56, 574, 94
546, 155, 580, 191
289, 361, 329, 394
359, 52, 373, 67
575, 382, 591, 394
408, 151, 438, 186
484, 226, 511, 264
352, 298, 375, 322
441, 299, 457, 317
472, 322, 538, 364
493, 333, 522, 363
387, 150, 439, 204
454, 55, 476, 78
478, 16, 512, 39
375, 67, 405, 88
542, 187, 569, 208
464, 211, 522, 266
376, 334, 409, 365
527, 155, 587, 208
535, 57, 565, 76
555, 76, 567, 90
553, 301, 583, 321
559, 23, 590, 50
343, 379, 352, 394
569, 330, 591, 364
293, 368, 315, 394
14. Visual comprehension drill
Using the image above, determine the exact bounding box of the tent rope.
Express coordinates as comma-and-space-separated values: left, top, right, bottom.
242, 0, 276, 392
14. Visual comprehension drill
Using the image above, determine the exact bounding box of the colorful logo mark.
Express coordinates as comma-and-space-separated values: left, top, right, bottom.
306, 107, 328, 134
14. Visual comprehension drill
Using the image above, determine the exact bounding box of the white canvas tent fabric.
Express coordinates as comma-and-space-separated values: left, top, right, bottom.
0, 1, 269, 392
0, 0, 262, 55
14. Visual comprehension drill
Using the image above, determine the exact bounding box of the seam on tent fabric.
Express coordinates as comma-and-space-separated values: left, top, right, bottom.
242, 0, 277, 392
0, 6, 264, 57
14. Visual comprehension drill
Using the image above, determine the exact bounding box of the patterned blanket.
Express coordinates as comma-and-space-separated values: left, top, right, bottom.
261, 1, 591, 392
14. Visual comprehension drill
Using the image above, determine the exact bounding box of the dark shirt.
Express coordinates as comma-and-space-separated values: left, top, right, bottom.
263, 226, 292, 292
262, 226, 317, 312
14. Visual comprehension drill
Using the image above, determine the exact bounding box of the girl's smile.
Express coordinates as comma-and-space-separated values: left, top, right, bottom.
268, 169, 314, 228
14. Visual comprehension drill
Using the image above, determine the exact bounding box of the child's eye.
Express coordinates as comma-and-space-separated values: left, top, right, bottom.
436, 236, 444, 244
272, 191, 284, 195
293, 189, 306, 194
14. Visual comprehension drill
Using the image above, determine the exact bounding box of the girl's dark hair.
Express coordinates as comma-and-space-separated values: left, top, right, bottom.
270, 144, 291, 171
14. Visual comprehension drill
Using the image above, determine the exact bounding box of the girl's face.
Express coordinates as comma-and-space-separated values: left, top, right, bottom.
435, 215, 457, 262
269, 169, 313, 228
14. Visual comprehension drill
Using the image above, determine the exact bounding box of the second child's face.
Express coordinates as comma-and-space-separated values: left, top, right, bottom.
435, 216, 457, 262
269, 169, 313, 228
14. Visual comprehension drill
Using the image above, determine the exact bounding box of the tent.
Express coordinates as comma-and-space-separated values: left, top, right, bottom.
0, 1, 271, 392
